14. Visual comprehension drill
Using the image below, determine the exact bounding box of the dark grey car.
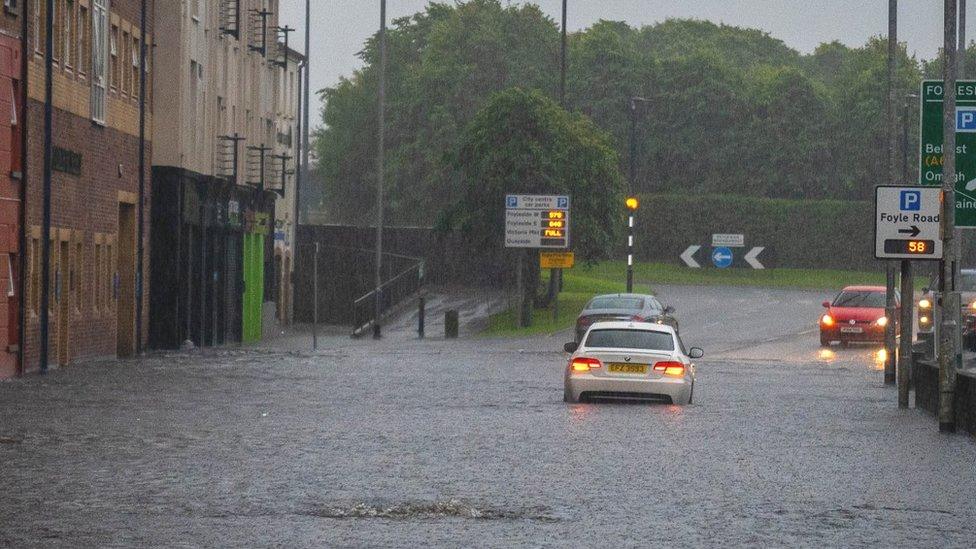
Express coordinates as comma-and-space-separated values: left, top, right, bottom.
575, 293, 678, 342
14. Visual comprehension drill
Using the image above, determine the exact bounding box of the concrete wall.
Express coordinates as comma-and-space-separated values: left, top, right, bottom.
915, 359, 976, 437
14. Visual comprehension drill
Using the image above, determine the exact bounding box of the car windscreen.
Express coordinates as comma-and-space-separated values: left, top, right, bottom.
587, 296, 644, 310
832, 291, 885, 308
960, 273, 976, 292
584, 329, 675, 351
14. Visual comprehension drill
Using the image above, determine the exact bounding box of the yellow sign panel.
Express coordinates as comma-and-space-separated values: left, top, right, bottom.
540, 251, 575, 269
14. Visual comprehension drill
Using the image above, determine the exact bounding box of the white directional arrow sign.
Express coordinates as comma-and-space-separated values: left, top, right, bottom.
680, 245, 701, 268
744, 247, 765, 270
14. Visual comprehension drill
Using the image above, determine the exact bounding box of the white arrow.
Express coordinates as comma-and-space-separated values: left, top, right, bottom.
680, 245, 701, 268
745, 247, 765, 270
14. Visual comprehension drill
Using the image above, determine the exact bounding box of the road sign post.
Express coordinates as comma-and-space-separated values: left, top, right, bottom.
505, 195, 571, 328
874, 187, 944, 260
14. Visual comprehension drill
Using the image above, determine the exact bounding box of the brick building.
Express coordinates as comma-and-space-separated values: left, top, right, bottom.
150, 0, 298, 349
0, 3, 24, 379
15, 0, 154, 375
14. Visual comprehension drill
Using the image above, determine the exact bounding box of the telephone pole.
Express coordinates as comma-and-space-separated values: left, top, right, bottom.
939, 0, 959, 433
373, 0, 387, 339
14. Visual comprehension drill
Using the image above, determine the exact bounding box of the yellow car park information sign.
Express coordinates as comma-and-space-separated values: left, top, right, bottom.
540, 252, 575, 269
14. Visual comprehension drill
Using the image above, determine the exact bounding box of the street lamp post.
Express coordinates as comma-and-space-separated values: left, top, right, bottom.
373, 0, 387, 339
627, 97, 649, 293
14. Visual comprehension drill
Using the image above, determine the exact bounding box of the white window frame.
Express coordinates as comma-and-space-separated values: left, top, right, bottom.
91, 0, 108, 124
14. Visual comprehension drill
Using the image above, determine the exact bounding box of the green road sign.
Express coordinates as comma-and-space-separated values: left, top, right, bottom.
920, 80, 976, 227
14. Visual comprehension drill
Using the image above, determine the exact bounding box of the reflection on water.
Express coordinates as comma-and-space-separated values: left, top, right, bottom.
818, 348, 836, 361
874, 348, 887, 370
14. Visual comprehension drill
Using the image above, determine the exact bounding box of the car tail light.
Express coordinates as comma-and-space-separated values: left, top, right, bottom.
653, 361, 685, 377
631, 315, 645, 321
578, 316, 592, 326
571, 357, 601, 372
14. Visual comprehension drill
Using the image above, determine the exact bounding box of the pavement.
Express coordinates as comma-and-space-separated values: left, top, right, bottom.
1, 285, 975, 547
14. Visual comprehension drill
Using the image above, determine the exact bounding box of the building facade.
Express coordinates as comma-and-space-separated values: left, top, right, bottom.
13, 0, 153, 376
150, 0, 298, 349
0, 2, 24, 379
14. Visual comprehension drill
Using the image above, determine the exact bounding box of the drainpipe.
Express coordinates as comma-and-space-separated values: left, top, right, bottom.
17, 0, 30, 375
136, 0, 147, 354
39, 0, 55, 373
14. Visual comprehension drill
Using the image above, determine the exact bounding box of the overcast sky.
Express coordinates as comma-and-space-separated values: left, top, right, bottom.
278, 1, 970, 126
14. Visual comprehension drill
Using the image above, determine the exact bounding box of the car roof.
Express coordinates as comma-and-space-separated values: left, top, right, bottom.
841, 285, 887, 292
590, 293, 655, 299
587, 321, 676, 334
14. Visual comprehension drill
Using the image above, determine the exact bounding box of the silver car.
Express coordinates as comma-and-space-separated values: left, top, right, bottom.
563, 321, 701, 405
575, 293, 678, 343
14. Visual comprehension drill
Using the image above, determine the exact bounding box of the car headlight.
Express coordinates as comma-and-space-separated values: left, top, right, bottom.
876, 316, 888, 327
919, 298, 932, 309
970, 300, 976, 311
821, 314, 834, 327
920, 315, 931, 324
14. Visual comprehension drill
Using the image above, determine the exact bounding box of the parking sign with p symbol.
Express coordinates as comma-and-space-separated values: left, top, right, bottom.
900, 190, 921, 211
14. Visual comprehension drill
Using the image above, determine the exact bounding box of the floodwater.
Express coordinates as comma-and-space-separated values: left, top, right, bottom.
1, 285, 974, 547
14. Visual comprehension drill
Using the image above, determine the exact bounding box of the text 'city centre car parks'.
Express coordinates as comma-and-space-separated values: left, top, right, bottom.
563, 322, 701, 405
819, 286, 897, 347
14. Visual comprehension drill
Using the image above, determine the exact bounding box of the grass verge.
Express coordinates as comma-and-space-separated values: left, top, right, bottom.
484, 261, 892, 337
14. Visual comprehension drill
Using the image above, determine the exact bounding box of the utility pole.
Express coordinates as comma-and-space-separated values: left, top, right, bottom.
373, 0, 387, 339
899, 92, 919, 409
939, 0, 959, 433
961, 0, 968, 77
547, 0, 568, 312
884, 0, 898, 386
628, 97, 648, 292
39, 0, 54, 373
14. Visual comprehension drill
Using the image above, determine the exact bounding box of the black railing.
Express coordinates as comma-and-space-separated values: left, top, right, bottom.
352, 258, 425, 335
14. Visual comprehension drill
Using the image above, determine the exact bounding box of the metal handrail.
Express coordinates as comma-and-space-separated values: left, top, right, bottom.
352, 259, 425, 334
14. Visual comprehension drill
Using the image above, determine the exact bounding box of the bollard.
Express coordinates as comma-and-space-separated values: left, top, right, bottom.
418, 297, 426, 339
445, 310, 459, 339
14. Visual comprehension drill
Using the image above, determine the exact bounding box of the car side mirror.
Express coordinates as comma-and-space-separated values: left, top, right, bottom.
563, 342, 578, 353
664, 305, 675, 315
689, 348, 704, 359
822, 301, 831, 308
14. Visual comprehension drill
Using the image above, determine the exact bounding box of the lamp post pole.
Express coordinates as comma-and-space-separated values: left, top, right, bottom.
373, 0, 387, 339
627, 97, 648, 293
39, 0, 55, 373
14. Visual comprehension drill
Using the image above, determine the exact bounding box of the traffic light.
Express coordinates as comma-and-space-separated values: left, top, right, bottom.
625, 197, 639, 211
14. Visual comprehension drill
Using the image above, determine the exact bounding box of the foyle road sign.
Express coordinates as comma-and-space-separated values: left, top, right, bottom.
919, 80, 976, 227
875, 186, 943, 260
505, 195, 570, 249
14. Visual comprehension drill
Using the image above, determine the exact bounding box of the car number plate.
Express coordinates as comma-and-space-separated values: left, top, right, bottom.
607, 363, 648, 374
840, 327, 863, 333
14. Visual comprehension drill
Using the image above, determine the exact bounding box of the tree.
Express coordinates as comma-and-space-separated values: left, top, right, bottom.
450, 88, 624, 324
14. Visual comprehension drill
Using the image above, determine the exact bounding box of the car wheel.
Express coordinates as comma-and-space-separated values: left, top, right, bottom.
820, 334, 831, 347
563, 386, 576, 403
688, 382, 694, 405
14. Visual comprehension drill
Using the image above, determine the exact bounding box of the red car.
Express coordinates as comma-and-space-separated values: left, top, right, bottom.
819, 286, 898, 347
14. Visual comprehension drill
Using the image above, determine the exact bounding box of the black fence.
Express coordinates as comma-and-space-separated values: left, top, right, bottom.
352, 259, 425, 334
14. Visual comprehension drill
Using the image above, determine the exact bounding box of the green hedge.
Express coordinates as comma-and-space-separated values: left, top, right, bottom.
632, 193, 878, 271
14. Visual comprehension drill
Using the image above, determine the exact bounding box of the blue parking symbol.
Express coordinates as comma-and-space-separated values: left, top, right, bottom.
506, 196, 518, 208
900, 190, 921, 211
557, 197, 569, 208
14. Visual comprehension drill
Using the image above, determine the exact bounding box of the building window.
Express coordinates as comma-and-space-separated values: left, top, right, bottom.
91, 0, 108, 124
109, 24, 118, 90
132, 37, 140, 99
29, 237, 39, 315
64, 0, 75, 69
4, 0, 22, 16
93, 241, 102, 311
78, 5, 89, 76
34, 0, 45, 54
52, 0, 61, 63
74, 241, 83, 312
121, 30, 130, 95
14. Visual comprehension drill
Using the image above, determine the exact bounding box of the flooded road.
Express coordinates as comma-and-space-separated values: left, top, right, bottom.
1, 285, 974, 547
